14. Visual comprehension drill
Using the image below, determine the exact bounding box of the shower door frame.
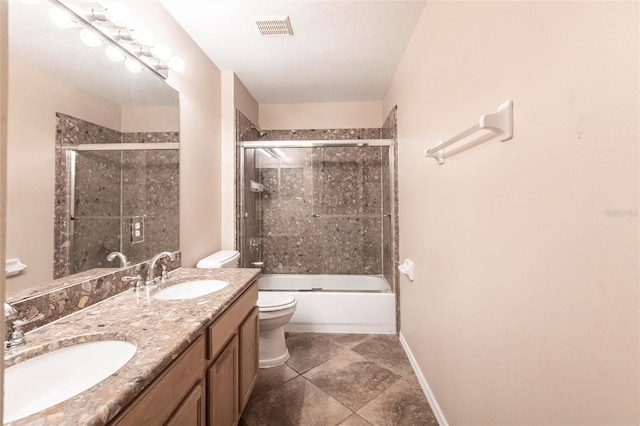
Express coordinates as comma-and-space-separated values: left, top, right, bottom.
238, 139, 396, 278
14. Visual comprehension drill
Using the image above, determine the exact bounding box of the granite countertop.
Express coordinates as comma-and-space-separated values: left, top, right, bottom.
5, 267, 261, 426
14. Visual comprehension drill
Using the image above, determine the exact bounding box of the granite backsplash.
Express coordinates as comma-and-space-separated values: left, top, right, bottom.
5, 253, 181, 339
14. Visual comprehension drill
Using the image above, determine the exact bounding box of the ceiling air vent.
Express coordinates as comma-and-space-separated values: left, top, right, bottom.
255, 16, 294, 37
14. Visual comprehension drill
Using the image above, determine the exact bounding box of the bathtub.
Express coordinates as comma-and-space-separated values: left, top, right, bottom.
257, 274, 396, 334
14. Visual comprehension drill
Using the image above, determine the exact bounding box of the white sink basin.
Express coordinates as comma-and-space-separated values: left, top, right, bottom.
153, 280, 229, 300
4, 340, 136, 423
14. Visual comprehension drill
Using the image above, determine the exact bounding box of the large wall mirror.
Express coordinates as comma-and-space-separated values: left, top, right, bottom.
6, 0, 180, 298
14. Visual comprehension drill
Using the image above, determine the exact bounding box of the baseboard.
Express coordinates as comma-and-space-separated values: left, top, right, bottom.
399, 332, 448, 426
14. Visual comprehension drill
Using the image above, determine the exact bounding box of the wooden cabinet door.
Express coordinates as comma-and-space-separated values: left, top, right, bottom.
109, 336, 205, 426
166, 382, 205, 426
207, 335, 239, 426
239, 307, 259, 413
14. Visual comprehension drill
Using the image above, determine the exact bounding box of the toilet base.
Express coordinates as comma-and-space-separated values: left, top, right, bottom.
258, 326, 290, 368
259, 348, 290, 368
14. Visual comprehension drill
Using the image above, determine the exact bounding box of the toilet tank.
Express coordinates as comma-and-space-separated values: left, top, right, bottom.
196, 251, 240, 268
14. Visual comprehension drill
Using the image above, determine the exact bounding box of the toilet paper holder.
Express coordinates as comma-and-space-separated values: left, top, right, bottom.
397, 259, 414, 281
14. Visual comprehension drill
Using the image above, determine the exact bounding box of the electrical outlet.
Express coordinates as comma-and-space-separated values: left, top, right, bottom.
130, 216, 145, 244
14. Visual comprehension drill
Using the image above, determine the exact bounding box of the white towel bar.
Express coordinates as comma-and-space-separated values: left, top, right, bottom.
425, 100, 513, 165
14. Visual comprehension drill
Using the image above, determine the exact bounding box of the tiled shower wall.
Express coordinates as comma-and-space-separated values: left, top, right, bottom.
256, 145, 386, 275
54, 113, 179, 278
237, 113, 398, 282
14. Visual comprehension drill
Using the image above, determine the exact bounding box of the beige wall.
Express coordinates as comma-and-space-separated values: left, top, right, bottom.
259, 101, 382, 130
6, 60, 121, 293
220, 71, 235, 250
384, 2, 639, 425
1, 0, 9, 418
121, 105, 180, 133
120, 0, 224, 267
234, 75, 259, 126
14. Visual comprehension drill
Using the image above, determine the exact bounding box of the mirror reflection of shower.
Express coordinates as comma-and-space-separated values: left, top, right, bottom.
54, 113, 180, 278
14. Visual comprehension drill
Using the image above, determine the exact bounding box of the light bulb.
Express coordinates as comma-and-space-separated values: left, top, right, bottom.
131, 26, 154, 46
104, 4, 131, 27
80, 28, 102, 47
49, 7, 74, 29
151, 43, 172, 62
125, 58, 142, 74
105, 45, 125, 62
168, 56, 185, 72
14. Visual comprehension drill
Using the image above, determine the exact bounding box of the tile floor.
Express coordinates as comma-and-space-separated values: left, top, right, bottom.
240, 333, 438, 426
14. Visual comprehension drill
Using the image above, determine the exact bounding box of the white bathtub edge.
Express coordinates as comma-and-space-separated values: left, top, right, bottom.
399, 332, 449, 426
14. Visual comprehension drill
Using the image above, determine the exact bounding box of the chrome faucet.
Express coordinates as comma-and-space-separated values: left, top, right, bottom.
5, 303, 44, 350
147, 251, 176, 285
107, 251, 129, 267
121, 275, 144, 289
4, 303, 17, 321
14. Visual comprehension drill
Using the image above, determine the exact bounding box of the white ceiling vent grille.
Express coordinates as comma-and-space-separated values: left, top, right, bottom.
255, 16, 294, 37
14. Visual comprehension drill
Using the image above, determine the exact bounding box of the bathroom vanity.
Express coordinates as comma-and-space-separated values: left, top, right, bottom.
4, 268, 260, 426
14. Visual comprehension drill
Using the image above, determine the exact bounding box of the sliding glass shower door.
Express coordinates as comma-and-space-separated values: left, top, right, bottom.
239, 141, 395, 280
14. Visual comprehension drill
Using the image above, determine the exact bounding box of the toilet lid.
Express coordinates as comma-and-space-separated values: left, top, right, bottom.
196, 251, 240, 268
258, 292, 296, 311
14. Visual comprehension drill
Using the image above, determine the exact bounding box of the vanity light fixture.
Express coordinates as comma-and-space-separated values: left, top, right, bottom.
130, 26, 155, 46
151, 43, 172, 62
80, 27, 102, 47
88, 4, 131, 28
48, 6, 74, 28
47, 0, 185, 79
124, 58, 143, 74
167, 56, 186, 72
105, 44, 125, 62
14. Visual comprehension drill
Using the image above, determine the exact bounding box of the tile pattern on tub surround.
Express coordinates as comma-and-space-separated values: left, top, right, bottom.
5, 253, 181, 338
260, 128, 382, 141
254, 138, 385, 275
54, 113, 179, 277
240, 333, 438, 426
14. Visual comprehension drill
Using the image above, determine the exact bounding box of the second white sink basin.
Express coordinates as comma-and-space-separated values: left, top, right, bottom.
153, 279, 229, 300
4, 340, 136, 423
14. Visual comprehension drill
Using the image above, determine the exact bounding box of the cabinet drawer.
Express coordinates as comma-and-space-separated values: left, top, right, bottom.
109, 336, 205, 426
207, 281, 258, 361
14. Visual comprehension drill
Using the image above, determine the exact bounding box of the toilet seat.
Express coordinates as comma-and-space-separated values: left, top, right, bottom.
258, 292, 297, 312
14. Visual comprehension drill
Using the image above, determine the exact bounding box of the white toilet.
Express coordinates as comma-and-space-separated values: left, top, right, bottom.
196, 250, 297, 368
196, 250, 241, 268
257, 292, 297, 368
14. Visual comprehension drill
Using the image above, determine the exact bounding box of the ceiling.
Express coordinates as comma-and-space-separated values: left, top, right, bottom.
161, 0, 426, 104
